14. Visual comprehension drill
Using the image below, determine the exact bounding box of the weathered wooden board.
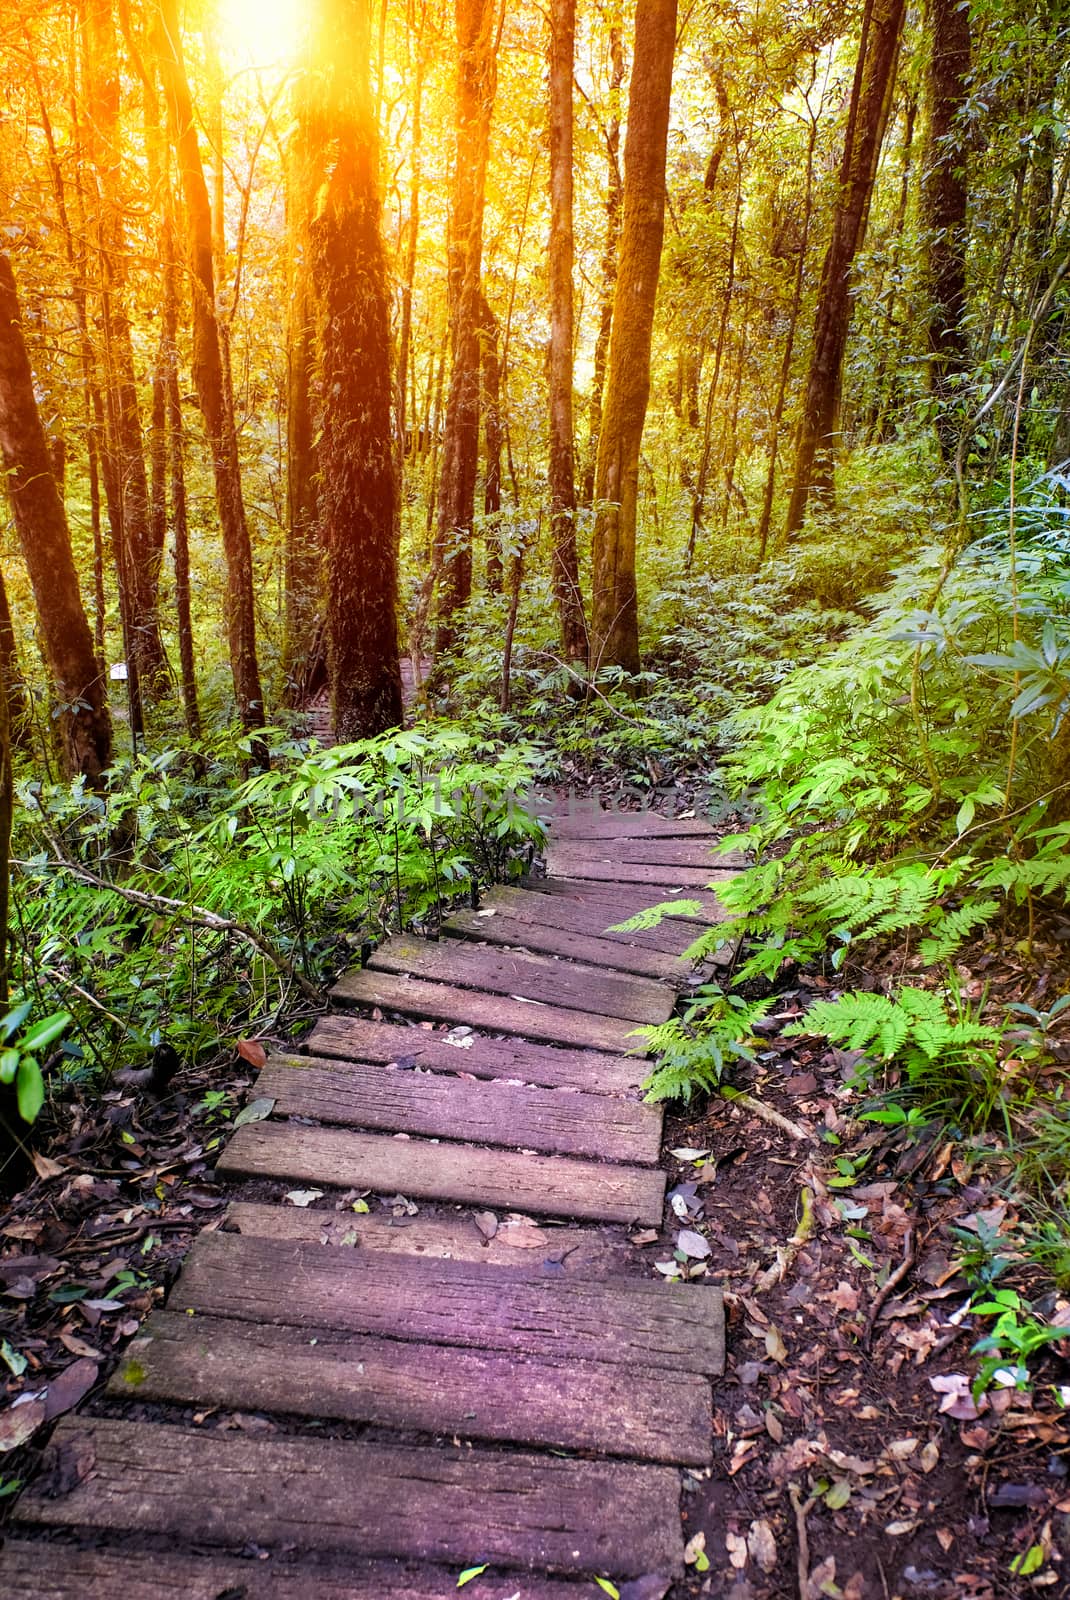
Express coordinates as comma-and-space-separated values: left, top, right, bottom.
581, 840, 737, 870
368, 935, 673, 1025
257, 1052, 662, 1164
223, 1200, 634, 1275
512, 880, 731, 937
172, 1231, 725, 1374
0, 1544, 597, 1600
18, 1417, 685, 1578
544, 849, 729, 890
331, 968, 643, 1055
443, 904, 690, 981
217, 1121, 666, 1223
111, 1311, 712, 1464
547, 811, 719, 840
305, 1014, 643, 1096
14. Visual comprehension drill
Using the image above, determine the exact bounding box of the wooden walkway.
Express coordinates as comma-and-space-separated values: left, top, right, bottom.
1, 803, 736, 1598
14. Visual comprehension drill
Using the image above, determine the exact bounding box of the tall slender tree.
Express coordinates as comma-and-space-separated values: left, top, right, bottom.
548, 0, 586, 664
922, 0, 971, 459
0, 253, 112, 782
433, 0, 499, 656
783, 0, 907, 537
154, 0, 266, 735
309, 0, 404, 738
590, 0, 678, 673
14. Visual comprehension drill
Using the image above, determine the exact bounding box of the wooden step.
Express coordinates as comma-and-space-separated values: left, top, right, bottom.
223, 1200, 634, 1275
217, 1121, 666, 1223
304, 1015, 643, 1096
172, 1232, 725, 1374
443, 904, 691, 981
583, 839, 735, 870
256, 1051, 662, 1164
368, 934, 673, 1025
513, 880, 731, 937
331, 968, 642, 1055
548, 811, 719, 840
18, 1417, 685, 1578
0, 1543, 598, 1600
111, 1311, 712, 1464
543, 850, 727, 890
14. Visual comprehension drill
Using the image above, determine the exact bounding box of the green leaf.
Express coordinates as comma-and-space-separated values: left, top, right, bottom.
1009, 1544, 1045, 1577
0, 1048, 19, 1085
16, 1058, 45, 1124
0, 1001, 32, 1041
594, 1581, 621, 1599
18, 1012, 70, 1053
456, 1566, 488, 1588
0, 1339, 27, 1377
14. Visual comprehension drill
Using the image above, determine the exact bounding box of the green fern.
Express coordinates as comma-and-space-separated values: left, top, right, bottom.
607, 899, 703, 933
785, 984, 1006, 1127
638, 990, 773, 1104
919, 898, 1001, 964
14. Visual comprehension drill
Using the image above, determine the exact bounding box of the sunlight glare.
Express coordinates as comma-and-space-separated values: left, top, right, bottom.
219, 0, 304, 69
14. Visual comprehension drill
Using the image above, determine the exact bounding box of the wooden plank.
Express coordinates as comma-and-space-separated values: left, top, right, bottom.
548, 811, 719, 840
583, 840, 736, 869
257, 1052, 662, 1164
368, 934, 673, 1025
544, 850, 727, 890
330, 968, 642, 1055
477, 883, 722, 948
19, 1416, 685, 1578
172, 1232, 725, 1375
513, 880, 731, 935
224, 1200, 635, 1275
305, 1014, 643, 1096
217, 1121, 666, 1223
111, 1311, 712, 1464
443, 904, 690, 981
0, 1544, 597, 1600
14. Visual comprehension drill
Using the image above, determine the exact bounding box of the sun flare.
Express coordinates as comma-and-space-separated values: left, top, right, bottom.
218, 0, 304, 69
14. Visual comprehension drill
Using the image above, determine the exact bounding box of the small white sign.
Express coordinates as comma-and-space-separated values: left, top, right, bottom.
110, 662, 128, 681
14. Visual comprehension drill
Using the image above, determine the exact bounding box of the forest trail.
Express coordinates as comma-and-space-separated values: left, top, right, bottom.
0, 805, 737, 1598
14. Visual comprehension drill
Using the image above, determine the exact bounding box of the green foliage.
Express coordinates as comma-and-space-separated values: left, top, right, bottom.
784, 983, 1007, 1129
0, 1003, 70, 1125
637, 983, 773, 1104
11, 722, 544, 1084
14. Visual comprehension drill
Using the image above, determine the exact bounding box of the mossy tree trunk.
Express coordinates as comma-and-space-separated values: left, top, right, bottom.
0, 253, 112, 782
309, 0, 404, 740
922, 0, 971, 460
590, 0, 678, 674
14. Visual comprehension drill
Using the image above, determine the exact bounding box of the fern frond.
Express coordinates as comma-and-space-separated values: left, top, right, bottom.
918, 899, 1000, 964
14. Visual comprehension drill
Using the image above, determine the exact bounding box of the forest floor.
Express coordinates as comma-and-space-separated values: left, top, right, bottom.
1, 774, 1070, 1596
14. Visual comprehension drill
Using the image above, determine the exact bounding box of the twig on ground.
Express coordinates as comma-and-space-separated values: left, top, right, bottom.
755, 1183, 815, 1293
789, 1483, 818, 1599
862, 1227, 917, 1350
724, 1089, 813, 1142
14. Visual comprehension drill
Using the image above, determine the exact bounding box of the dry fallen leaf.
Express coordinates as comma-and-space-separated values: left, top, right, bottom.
747, 1519, 777, 1574
236, 1039, 267, 1068
31, 1151, 64, 1181
765, 1324, 788, 1364
724, 1530, 747, 1570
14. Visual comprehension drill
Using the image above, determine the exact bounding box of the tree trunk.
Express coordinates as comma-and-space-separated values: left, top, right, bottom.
589, 0, 678, 674
162, 204, 201, 740
155, 0, 266, 736
283, 51, 324, 704
0, 567, 29, 756
82, 0, 169, 696
309, 0, 403, 740
783, 0, 906, 538
0, 253, 112, 782
922, 0, 970, 459
582, 14, 624, 506
548, 0, 587, 663
433, 0, 499, 656
479, 290, 504, 594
